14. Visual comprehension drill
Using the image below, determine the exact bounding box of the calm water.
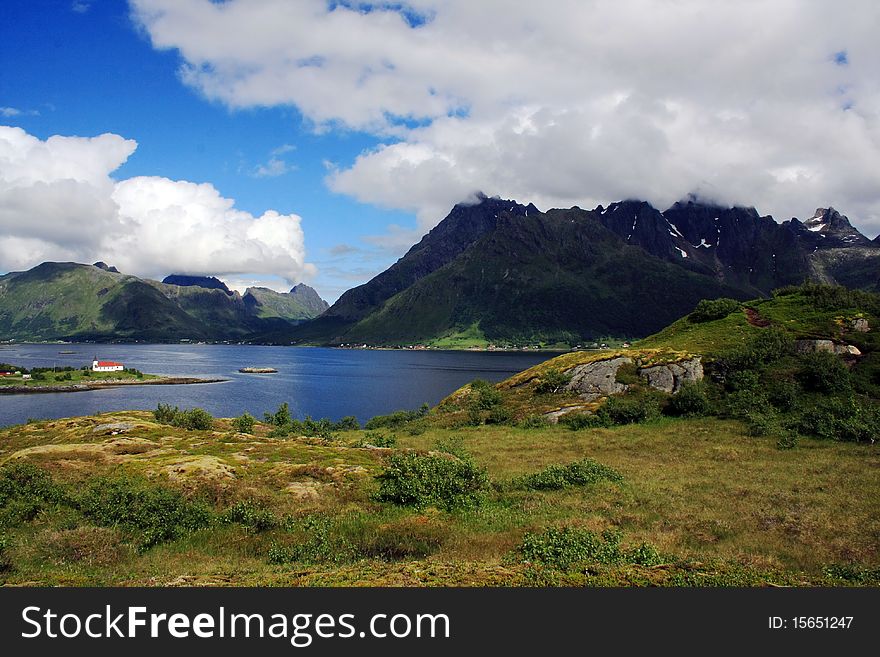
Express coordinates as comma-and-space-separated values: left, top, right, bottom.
0, 344, 555, 428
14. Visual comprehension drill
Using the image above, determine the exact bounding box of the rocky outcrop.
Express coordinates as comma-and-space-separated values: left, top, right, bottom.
562, 355, 703, 399
849, 318, 870, 333
794, 339, 861, 356
564, 356, 631, 401
638, 358, 703, 393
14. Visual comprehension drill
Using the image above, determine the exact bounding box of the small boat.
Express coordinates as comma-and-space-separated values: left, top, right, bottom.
238, 367, 278, 374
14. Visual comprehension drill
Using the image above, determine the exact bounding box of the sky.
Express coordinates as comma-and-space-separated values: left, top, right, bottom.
1, 0, 879, 302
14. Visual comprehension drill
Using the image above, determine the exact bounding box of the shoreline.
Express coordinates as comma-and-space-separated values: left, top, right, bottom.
0, 376, 227, 395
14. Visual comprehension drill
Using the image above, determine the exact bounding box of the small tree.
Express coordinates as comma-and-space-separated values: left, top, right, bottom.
234, 412, 256, 434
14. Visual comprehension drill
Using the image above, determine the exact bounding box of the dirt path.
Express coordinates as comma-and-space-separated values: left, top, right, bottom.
744, 307, 771, 327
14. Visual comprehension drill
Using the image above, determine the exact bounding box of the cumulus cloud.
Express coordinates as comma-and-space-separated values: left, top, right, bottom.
0, 125, 312, 283
131, 0, 880, 236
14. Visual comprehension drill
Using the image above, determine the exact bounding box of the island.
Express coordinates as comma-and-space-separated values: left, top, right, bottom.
238, 367, 278, 373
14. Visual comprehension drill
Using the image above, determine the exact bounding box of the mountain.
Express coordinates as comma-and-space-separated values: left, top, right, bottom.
291, 196, 879, 346
162, 274, 232, 295
594, 200, 880, 296
0, 263, 327, 342
243, 284, 328, 321
291, 194, 538, 342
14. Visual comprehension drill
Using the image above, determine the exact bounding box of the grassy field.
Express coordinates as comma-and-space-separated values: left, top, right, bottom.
1, 410, 877, 587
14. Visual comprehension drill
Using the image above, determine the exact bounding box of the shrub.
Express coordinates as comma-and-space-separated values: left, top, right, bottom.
689, 298, 741, 323
154, 402, 178, 423
514, 458, 622, 491
221, 501, 277, 533
468, 380, 503, 410
0, 462, 67, 528
365, 403, 429, 430
598, 392, 661, 425
78, 476, 213, 550
171, 407, 214, 431
357, 431, 397, 448
514, 527, 661, 570
374, 453, 489, 510
265, 402, 291, 427
535, 369, 572, 394
767, 379, 802, 412
268, 515, 352, 565
796, 396, 880, 443
798, 352, 852, 394
333, 416, 360, 431
233, 412, 256, 434
518, 415, 552, 429
614, 362, 641, 385
485, 406, 513, 425
665, 381, 711, 416
560, 413, 608, 430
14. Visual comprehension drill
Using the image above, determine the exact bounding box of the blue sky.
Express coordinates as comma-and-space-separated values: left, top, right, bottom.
1, 1, 878, 302
0, 0, 418, 301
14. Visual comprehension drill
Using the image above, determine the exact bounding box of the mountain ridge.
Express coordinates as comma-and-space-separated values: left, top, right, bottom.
289, 195, 879, 346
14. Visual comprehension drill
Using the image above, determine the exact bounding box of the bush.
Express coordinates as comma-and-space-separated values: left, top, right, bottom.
598, 392, 662, 425
357, 431, 397, 448
374, 453, 489, 510
233, 412, 256, 434
535, 369, 572, 394
221, 501, 277, 533
560, 412, 608, 430
514, 527, 661, 570
798, 352, 852, 394
154, 403, 178, 423
518, 415, 552, 429
689, 298, 741, 323
0, 463, 67, 528
78, 476, 213, 550
514, 458, 622, 491
468, 379, 503, 410
171, 407, 214, 431
767, 379, 802, 412
797, 396, 880, 443
485, 406, 513, 425
334, 416, 360, 431
365, 403, 429, 430
665, 381, 711, 416
265, 402, 291, 427
268, 515, 352, 565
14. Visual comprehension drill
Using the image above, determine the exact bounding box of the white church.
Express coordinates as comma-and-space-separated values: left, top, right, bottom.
92, 358, 124, 372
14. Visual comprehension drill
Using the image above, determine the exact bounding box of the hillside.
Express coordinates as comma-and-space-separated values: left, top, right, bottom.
0, 262, 327, 342
244, 284, 328, 321
291, 196, 880, 347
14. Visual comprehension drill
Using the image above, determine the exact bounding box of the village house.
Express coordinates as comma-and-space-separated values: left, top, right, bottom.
92, 359, 124, 372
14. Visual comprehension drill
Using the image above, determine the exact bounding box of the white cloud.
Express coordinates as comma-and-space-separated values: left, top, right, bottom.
252, 156, 293, 178
0, 125, 312, 284
131, 0, 880, 237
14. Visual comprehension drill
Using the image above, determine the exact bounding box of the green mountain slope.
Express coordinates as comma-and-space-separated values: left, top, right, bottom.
331, 208, 749, 345
244, 284, 328, 321
0, 262, 326, 342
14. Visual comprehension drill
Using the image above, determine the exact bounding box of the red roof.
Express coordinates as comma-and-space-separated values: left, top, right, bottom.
96, 361, 122, 367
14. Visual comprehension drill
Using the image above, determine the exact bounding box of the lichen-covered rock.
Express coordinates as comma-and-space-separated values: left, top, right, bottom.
637, 357, 703, 393
849, 318, 870, 333
564, 356, 631, 400
794, 339, 861, 356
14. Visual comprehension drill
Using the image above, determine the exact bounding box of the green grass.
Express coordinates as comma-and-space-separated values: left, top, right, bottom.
1, 411, 877, 586
0, 369, 157, 387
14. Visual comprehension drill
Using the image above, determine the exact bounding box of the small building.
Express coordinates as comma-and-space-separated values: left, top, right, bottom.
92, 359, 124, 372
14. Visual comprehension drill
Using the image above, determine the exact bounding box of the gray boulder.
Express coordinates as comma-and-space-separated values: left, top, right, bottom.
637, 357, 704, 393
